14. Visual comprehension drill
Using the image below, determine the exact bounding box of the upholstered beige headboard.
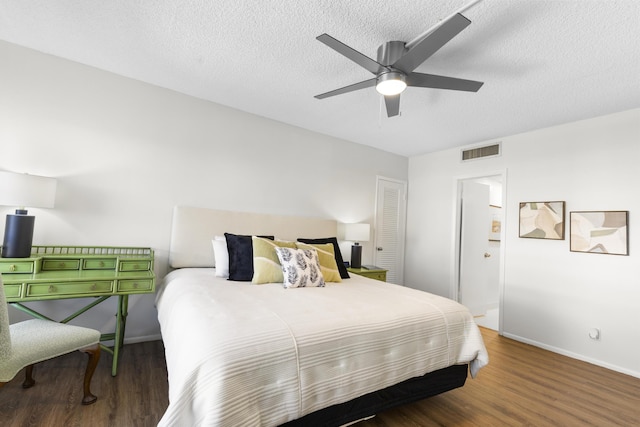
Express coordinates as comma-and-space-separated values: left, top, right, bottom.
169, 206, 338, 268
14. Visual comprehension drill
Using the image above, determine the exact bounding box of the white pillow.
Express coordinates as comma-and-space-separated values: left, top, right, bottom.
211, 235, 229, 278
275, 247, 325, 288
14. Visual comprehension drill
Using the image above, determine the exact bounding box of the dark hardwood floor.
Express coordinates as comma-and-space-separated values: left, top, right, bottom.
1, 328, 638, 426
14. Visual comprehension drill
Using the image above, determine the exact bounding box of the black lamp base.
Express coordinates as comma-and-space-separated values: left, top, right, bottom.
351, 243, 363, 269
2, 213, 35, 258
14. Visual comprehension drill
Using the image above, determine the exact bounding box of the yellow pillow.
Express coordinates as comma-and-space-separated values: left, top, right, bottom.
295, 242, 342, 282
252, 237, 297, 284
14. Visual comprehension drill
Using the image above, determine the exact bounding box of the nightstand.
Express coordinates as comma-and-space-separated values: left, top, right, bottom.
347, 267, 387, 282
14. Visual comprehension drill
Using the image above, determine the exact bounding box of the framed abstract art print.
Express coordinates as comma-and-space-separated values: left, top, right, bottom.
570, 211, 629, 255
519, 201, 565, 240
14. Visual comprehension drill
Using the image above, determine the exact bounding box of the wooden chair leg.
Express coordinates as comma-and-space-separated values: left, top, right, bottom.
22, 364, 35, 389
80, 343, 101, 405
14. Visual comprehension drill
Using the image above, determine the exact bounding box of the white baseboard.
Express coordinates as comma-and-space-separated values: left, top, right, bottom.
123, 334, 162, 345
502, 332, 640, 379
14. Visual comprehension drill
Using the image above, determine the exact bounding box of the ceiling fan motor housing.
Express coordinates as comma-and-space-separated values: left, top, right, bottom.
376, 41, 408, 96
377, 41, 407, 67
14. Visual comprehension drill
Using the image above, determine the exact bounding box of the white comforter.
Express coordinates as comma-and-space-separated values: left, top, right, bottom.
156, 268, 488, 427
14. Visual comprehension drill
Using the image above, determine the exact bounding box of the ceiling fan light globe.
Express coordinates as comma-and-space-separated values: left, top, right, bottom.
376, 72, 407, 96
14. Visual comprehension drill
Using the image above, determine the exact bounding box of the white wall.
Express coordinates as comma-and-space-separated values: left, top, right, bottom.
0, 41, 408, 341
406, 108, 640, 377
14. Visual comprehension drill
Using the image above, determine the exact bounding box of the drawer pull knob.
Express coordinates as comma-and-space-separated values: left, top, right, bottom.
59, 262, 65, 268
99, 261, 105, 267
48, 285, 56, 293
9, 264, 16, 272
91, 284, 97, 291
133, 282, 139, 289
134, 264, 139, 269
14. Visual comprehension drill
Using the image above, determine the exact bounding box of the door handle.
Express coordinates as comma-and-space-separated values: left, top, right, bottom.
484, 252, 491, 258
377, 247, 383, 251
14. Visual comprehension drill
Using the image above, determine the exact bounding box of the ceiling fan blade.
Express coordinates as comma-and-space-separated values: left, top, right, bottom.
407, 72, 483, 92
314, 78, 377, 99
384, 94, 401, 117
317, 34, 387, 75
392, 13, 471, 74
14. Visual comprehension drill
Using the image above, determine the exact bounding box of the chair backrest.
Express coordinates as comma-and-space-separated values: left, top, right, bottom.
0, 276, 12, 361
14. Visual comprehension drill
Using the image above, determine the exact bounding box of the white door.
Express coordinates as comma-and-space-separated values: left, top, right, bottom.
374, 177, 407, 285
459, 180, 491, 316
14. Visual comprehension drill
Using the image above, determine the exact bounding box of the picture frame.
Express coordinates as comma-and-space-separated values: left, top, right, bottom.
519, 201, 565, 240
570, 211, 629, 255
489, 205, 501, 242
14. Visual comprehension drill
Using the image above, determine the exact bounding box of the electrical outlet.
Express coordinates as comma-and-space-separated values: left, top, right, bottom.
588, 328, 601, 340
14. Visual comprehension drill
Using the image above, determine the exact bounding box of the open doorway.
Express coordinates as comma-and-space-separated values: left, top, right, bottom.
454, 174, 504, 332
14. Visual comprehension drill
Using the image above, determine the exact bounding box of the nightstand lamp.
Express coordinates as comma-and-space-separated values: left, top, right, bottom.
343, 223, 370, 269
0, 171, 57, 258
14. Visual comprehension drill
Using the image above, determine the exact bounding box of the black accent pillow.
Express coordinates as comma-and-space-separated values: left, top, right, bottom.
225, 233, 274, 281
297, 237, 350, 279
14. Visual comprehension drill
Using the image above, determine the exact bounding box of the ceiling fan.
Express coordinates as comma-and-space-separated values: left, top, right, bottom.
314, 2, 484, 117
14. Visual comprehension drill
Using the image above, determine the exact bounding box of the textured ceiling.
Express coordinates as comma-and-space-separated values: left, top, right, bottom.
1, 1, 638, 157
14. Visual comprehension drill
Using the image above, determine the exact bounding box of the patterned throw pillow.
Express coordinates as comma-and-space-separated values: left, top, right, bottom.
295, 242, 342, 282
252, 237, 297, 284
275, 247, 325, 288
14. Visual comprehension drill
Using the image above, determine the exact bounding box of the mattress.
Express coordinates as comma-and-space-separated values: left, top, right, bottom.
156, 268, 488, 426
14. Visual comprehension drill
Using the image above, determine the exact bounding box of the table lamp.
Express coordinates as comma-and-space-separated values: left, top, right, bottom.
0, 171, 57, 258
343, 223, 370, 269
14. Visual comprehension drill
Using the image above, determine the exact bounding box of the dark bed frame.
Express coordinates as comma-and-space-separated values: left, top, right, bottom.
280, 364, 468, 427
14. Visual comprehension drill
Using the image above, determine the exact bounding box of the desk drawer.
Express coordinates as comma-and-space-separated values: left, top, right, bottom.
0, 261, 34, 274
117, 279, 153, 292
3, 284, 23, 298
26, 280, 113, 297
83, 258, 117, 270
41, 259, 81, 271
119, 260, 151, 272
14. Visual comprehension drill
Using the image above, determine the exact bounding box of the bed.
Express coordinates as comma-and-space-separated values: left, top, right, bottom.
156, 206, 488, 426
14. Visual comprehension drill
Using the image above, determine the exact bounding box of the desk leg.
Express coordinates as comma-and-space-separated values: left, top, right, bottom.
112, 295, 129, 377
120, 294, 129, 345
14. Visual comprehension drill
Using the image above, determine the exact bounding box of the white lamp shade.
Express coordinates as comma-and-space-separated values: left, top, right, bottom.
343, 223, 370, 242
0, 171, 57, 209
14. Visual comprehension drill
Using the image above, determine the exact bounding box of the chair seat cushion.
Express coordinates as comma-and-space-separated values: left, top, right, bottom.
0, 319, 100, 382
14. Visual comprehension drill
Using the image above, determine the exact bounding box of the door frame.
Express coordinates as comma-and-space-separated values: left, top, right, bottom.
451, 170, 507, 333
374, 175, 407, 285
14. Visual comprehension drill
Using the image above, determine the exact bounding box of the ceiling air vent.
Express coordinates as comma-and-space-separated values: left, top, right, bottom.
461, 142, 501, 162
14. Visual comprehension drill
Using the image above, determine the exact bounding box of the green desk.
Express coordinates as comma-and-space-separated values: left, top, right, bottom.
0, 246, 155, 376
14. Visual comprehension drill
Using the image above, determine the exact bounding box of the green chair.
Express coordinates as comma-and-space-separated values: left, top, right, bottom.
0, 276, 101, 405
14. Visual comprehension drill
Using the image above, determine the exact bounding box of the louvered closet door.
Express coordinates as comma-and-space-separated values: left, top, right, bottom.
374, 177, 407, 285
